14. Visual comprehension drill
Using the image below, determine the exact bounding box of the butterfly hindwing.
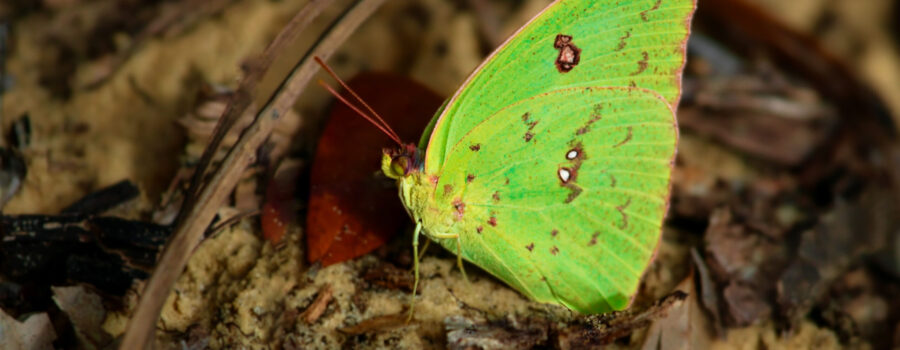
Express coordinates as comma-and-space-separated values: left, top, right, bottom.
430, 87, 676, 313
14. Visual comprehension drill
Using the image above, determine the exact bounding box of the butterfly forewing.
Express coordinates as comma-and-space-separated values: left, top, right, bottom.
424, 0, 695, 173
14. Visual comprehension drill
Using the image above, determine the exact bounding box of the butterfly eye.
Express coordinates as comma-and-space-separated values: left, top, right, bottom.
390, 156, 410, 177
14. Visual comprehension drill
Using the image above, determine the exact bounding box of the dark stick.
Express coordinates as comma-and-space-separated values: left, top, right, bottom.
60, 180, 140, 215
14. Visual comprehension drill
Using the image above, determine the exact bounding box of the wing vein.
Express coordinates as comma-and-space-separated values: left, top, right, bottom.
567, 206, 645, 279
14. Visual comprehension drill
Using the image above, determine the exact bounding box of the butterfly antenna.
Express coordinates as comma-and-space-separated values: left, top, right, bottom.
314, 56, 402, 144
316, 80, 403, 146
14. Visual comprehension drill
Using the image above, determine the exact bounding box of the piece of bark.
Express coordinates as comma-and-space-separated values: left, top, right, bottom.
722, 281, 771, 326
556, 291, 687, 348
679, 64, 837, 166
445, 315, 550, 350
300, 284, 333, 324
777, 187, 898, 325
703, 208, 787, 289
363, 262, 414, 292
60, 180, 139, 215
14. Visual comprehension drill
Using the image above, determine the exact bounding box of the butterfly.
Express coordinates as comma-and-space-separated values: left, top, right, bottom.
379, 0, 696, 314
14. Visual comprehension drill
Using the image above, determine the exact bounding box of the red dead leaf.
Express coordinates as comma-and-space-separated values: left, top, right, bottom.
261, 160, 303, 244
305, 73, 442, 266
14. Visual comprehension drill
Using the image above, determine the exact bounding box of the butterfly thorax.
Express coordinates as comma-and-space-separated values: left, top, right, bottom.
381, 145, 455, 237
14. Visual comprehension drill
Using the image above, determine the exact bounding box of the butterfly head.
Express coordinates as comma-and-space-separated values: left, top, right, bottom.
382, 143, 422, 180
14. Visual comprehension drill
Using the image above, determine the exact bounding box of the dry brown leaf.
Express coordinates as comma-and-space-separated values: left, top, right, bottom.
52, 285, 112, 348
640, 273, 713, 350
0, 309, 56, 350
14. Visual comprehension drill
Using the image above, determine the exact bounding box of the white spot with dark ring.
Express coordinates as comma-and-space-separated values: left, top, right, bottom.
566, 150, 578, 160
559, 168, 572, 183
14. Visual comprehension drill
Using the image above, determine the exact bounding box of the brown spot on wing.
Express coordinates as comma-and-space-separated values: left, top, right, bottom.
613, 126, 633, 147
476, 226, 483, 234
553, 34, 581, 73
616, 31, 631, 51
564, 186, 583, 203
576, 104, 603, 135
588, 232, 600, 246
616, 198, 632, 230
443, 184, 453, 196
640, 0, 663, 21
521, 112, 539, 142
631, 52, 649, 76
599, 170, 618, 188
526, 243, 534, 252
466, 174, 475, 183
488, 217, 497, 227
524, 132, 534, 142
492, 191, 501, 202
469, 144, 481, 151
551, 229, 558, 238
550, 246, 560, 255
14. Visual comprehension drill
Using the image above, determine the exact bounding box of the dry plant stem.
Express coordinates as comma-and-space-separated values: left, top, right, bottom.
181, 0, 330, 216
119, 0, 386, 348
207, 209, 262, 238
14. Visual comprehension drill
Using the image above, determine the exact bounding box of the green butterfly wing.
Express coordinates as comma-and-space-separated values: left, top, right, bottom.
424, 0, 695, 173
430, 87, 676, 313
408, 0, 695, 314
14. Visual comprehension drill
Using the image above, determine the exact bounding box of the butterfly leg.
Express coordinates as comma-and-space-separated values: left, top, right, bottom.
407, 223, 423, 323
417, 239, 431, 261
430, 232, 469, 284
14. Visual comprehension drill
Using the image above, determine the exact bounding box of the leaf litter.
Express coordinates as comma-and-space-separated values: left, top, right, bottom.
1, 0, 900, 348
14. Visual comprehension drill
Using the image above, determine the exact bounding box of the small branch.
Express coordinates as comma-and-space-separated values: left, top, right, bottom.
60, 180, 140, 215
